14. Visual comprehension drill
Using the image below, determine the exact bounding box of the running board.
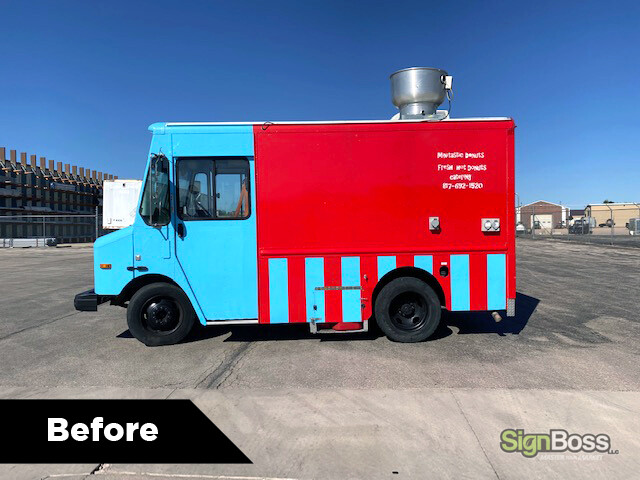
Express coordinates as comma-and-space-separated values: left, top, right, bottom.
309, 319, 369, 334
205, 319, 259, 325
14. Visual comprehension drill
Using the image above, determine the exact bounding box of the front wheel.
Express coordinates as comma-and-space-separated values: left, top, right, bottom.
127, 282, 196, 346
374, 277, 441, 343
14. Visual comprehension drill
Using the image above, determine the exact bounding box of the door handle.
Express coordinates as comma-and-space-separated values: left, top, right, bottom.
177, 223, 185, 238
127, 266, 148, 272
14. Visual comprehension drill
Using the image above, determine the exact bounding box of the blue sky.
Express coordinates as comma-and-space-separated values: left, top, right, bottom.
1, 0, 638, 207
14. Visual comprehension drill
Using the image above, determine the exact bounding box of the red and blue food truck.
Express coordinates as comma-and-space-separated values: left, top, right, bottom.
75, 67, 516, 346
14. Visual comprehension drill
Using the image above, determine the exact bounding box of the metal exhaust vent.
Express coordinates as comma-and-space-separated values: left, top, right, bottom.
390, 67, 452, 119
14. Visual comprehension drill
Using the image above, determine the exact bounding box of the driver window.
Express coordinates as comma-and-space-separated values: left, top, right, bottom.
177, 158, 213, 219
176, 157, 250, 221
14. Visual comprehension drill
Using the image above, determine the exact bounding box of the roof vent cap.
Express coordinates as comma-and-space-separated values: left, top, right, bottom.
390, 67, 452, 120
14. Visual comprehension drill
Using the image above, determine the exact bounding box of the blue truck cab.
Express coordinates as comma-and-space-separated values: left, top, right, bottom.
74, 123, 259, 345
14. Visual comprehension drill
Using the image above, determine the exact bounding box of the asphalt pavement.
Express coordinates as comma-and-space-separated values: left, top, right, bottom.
0, 239, 638, 479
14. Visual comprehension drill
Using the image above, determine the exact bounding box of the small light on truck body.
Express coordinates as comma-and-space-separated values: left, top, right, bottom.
100, 264, 112, 270
481, 218, 501, 232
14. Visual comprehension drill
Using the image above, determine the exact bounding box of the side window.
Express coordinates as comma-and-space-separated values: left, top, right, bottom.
177, 157, 250, 220
177, 159, 214, 219
215, 159, 250, 219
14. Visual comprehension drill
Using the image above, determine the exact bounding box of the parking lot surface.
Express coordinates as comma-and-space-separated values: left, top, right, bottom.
518, 233, 640, 248
1, 239, 639, 479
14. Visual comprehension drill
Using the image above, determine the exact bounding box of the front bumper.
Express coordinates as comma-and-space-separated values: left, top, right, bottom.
74, 289, 113, 312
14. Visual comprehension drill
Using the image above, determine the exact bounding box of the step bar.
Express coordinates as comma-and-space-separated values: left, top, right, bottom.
309, 319, 369, 334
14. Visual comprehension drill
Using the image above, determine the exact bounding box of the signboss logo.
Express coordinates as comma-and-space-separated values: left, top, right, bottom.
500, 429, 614, 457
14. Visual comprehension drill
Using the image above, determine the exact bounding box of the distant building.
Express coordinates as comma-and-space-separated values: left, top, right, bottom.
0, 146, 117, 243
585, 203, 640, 227
568, 209, 585, 222
517, 201, 569, 231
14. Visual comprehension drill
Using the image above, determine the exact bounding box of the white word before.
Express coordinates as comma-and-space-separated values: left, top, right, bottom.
48, 417, 158, 442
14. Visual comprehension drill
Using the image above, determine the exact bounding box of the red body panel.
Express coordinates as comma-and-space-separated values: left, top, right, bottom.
287, 256, 306, 323
253, 120, 516, 324
469, 252, 488, 311
323, 256, 343, 323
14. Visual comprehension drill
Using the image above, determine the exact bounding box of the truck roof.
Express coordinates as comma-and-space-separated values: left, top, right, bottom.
149, 117, 513, 133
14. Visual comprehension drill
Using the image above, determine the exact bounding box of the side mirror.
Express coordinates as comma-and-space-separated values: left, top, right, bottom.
149, 155, 160, 227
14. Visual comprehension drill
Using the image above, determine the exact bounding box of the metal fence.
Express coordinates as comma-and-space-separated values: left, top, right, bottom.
3, 205, 640, 248
516, 204, 640, 247
0, 211, 107, 247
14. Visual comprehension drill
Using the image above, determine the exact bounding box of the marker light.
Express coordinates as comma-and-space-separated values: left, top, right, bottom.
481, 218, 501, 232
100, 264, 112, 270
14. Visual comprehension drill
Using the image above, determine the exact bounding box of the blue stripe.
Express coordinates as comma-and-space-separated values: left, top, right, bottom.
268, 258, 289, 323
171, 126, 254, 156
341, 256, 361, 323
305, 257, 325, 323
414, 255, 433, 274
450, 254, 470, 311
487, 254, 507, 310
377, 256, 396, 280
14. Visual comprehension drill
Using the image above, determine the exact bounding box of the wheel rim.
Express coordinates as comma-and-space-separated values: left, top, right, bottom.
389, 291, 428, 331
141, 296, 182, 334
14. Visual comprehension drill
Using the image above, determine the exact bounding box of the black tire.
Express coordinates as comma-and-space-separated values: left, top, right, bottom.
127, 282, 196, 346
374, 277, 441, 343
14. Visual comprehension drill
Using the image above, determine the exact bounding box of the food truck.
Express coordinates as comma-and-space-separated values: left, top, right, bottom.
75, 67, 516, 346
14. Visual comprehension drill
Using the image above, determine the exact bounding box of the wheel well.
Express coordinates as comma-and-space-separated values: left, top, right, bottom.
372, 267, 446, 309
113, 274, 181, 306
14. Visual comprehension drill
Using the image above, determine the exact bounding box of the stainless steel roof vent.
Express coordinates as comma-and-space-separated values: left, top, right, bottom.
390, 67, 452, 119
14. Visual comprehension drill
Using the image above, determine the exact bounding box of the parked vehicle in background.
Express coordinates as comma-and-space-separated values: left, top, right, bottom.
569, 217, 597, 234
102, 179, 143, 230
598, 219, 615, 228
629, 218, 640, 235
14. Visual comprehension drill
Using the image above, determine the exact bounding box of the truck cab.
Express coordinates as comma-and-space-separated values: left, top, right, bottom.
75, 124, 258, 345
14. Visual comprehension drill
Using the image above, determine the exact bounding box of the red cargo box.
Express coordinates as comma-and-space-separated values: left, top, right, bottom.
253, 119, 516, 325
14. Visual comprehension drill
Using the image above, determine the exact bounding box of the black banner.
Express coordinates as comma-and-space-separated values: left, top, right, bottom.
0, 400, 251, 464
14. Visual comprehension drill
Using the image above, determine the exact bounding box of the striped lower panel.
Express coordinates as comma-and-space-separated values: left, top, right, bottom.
263, 253, 507, 323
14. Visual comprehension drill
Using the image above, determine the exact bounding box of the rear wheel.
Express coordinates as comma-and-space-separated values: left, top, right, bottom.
374, 277, 441, 343
127, 282, 195, 346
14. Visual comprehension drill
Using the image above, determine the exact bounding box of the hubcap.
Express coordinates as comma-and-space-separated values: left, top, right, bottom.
389, 292, 428, 331
400, 303, 416, 317
143, 297, 180, 333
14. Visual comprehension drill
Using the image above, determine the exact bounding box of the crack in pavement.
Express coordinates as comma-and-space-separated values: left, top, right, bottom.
196, 343, 255, 389
89, 463, 108, 475
451, 391, 501, 480
193, 357, 227, 389
0, 311, 81, 342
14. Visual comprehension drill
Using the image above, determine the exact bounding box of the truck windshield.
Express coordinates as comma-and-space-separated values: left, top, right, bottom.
139, 155, 170, 226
